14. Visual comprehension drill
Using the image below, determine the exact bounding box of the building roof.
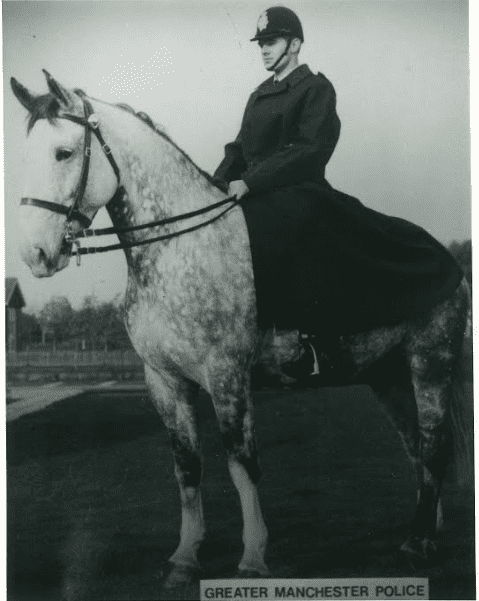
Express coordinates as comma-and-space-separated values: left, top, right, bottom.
5, 277, 26, 308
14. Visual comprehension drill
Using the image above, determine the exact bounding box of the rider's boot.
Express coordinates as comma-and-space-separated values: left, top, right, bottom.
282, 332, 342, 387
282, 333, 321, 386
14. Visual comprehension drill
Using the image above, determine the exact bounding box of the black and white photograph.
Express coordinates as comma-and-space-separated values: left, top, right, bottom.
4, 1, 473, 600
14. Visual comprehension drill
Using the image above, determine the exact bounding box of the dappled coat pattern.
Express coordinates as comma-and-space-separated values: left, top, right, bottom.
12, 71, 473, 585
214, 64, 463, 334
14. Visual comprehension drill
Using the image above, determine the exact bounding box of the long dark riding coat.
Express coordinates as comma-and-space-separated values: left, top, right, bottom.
214, 64, 463, 334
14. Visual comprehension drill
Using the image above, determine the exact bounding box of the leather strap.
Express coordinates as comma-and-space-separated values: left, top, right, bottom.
21, 90, 244, 261
68, 195, 244, 257
20, 94, 121, 229
266, 37, 293, 72
20, 197, 92, 228
74, 192, 239, 239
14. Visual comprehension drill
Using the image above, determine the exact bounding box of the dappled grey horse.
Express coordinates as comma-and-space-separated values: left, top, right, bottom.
11, 71, 472, 587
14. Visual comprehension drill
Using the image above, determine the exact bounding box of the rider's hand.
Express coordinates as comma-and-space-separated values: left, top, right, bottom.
228, 180, 250, 199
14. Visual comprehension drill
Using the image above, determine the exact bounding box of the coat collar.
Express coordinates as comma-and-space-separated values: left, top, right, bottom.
254, 64, 313, 97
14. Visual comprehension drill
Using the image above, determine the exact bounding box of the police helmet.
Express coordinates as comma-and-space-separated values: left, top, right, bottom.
250, 6, 304, 43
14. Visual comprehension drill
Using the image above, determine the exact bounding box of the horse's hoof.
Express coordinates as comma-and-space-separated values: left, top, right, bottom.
400, 536, 438, 566
160, 562, 200, 594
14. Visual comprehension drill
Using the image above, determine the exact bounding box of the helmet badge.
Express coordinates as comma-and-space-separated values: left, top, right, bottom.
257, 11, 269, 32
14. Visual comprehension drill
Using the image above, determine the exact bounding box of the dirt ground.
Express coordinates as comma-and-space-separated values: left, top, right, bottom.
7, 384, 475, 600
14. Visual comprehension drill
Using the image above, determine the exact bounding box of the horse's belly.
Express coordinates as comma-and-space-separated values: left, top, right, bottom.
257, 324, 407, 386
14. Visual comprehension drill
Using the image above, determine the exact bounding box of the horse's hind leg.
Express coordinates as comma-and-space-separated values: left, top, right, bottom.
211, 371, 269, 577
400, 367, 451, 562
366, 349, 445, 530
366, 348, 420, 469
401, 300, 466, 563
145, 365, 205, 584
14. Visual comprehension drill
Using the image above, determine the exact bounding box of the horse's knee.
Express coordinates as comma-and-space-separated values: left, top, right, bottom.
220, 430, 261, 484
418, 421, 453, 479
212, 385, 261, 483
229, 447, 262, 484
170, 431, 202, 488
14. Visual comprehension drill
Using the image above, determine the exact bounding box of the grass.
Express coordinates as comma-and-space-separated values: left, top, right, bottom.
7, 384, 475, 600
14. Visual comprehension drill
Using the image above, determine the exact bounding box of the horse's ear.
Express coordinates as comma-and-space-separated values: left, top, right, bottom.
10, 78, 38, 112
42, 69, 77, 109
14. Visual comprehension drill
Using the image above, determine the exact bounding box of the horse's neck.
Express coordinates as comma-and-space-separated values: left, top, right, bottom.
92, 102, 255, 349
96, 102, 225, 232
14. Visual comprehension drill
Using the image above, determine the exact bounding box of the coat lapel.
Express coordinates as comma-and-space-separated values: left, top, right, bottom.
254, 64, 312, 98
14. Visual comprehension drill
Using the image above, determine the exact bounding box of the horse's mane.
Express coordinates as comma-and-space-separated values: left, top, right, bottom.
25, 88, 225, 192
114, 102, 168, 135
113, 102, 225, 192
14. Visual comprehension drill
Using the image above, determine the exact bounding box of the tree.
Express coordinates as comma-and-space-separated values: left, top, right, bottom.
37, 296, 74, 349
70, 294, 100, 351
95, 301, 131, 350
34, 294, 132, 351
68, 294, 131, 351
18, 312, 42, 348
448, 239, 472, 291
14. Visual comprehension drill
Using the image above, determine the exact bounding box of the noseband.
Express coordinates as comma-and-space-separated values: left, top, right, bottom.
20, 91, 122, 231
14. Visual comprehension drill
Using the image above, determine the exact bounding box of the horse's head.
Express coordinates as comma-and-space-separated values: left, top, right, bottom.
11, 71, 119, 277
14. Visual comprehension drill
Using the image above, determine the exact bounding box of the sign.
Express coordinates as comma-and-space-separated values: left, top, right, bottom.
200, 578, 429, 601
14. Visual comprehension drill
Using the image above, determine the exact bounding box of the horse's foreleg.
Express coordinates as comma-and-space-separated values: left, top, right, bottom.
212, 377, 269, 577
145, 365, 205, 574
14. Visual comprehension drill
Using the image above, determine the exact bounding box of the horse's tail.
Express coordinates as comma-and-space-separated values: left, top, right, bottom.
449, 290, 474, 490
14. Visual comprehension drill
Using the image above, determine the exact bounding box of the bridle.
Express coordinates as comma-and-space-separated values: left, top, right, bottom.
20, 91, 241, 265
21, 92, 121, 233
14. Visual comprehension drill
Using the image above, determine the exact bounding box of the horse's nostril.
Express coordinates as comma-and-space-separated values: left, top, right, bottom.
38, 247, 47, 264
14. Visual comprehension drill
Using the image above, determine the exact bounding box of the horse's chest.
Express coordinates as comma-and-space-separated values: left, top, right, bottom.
126, 299, 197, 367
122, 228, 258, 382
124, 278, 234, 381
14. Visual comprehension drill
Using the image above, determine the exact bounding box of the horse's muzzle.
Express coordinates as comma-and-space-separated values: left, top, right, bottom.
19, 239, 71, 277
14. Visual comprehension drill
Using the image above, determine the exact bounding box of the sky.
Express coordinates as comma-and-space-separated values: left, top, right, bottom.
3, 0, 471, 313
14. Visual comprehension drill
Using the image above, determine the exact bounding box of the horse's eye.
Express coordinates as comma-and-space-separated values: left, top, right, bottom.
55, 148, 73, 161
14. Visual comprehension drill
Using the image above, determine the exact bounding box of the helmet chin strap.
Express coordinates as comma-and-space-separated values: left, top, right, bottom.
266, 37, 292, 72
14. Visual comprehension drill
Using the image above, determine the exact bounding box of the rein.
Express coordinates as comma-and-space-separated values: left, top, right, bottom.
74, 193, 242, 240
21, 90, 243, 264
71, 192, 243, 257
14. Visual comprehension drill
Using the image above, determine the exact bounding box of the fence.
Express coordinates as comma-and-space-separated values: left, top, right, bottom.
6, 350, 143, 367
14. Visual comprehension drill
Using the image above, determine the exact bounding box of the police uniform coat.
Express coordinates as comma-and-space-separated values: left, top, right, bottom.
214, 64, 463, 334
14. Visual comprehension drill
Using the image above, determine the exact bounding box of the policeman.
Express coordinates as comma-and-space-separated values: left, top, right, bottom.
214, 6, 463, 382
214, 6, 341, 204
